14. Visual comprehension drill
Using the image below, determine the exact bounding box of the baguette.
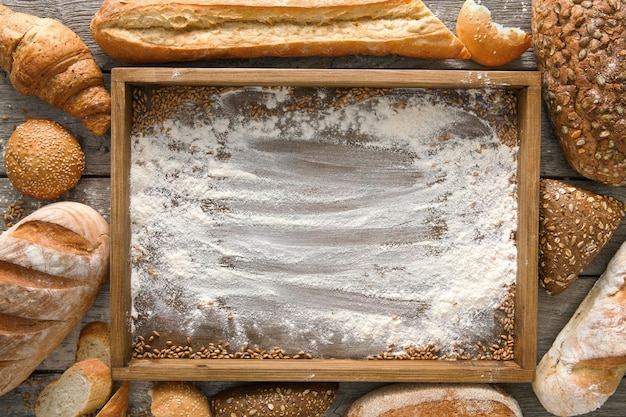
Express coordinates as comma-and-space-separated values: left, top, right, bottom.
96, 382, 130, 417
90, 0, 471, 64
538, 179, 625, 295
343, 383, 523, 417
532, 0, 626, 185
76, 321, 111, 368
0, 202, 110, 396
0, 4, 111, 136
34, 358, 112, 417
211, 382, 339, 417
532, 239, 626, 416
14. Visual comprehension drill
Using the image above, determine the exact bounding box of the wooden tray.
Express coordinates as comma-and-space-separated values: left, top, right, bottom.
110, 68, 540, 383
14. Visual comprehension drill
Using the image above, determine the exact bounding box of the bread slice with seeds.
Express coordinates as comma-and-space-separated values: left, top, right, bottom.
34, 358, 112, 417
539, 179, 625, 295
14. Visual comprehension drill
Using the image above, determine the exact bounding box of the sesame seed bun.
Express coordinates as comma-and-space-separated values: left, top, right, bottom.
456, 0, 531, 67
149, 381, 210, 417
4, 118, 85, 200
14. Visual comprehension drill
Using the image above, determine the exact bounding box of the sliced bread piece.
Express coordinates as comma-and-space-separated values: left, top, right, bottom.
76, 321, 111, 368
34, 357, 112, 417
96, 381, 130, 417
539, 179, 625, 295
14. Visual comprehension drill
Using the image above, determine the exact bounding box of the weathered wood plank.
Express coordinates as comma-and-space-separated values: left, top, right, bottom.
1, 0, 625, 416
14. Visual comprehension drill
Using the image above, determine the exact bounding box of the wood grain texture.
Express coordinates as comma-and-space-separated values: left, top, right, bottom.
0, 0, 625, 416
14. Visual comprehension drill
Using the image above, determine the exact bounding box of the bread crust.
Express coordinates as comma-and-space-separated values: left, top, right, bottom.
532, 0, 626, 184
149, 381, 211, 417
0, 5, 111, 136
344, 383, 523, 417
90, 0, 470, 63
0, 202, 110, 396
533, 239, 626, 416
538, 179, 625, 295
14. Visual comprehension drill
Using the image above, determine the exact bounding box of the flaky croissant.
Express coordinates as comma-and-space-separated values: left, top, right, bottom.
0, 4, 111, 136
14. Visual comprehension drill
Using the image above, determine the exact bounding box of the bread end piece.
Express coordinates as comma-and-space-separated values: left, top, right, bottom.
96, 381, 130, 417
34, 358, 112, 417
76, 321, 111, 368
456, 0, 531, 67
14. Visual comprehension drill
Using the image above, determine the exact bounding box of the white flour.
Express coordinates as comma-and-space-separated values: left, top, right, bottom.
130, 86, 518, 359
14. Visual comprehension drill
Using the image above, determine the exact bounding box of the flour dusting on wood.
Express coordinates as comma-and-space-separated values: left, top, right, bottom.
129, 86, 519, 359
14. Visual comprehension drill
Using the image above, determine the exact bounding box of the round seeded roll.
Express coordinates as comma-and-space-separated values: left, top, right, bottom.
149, 381, 211, 417
4, 118, 85, 200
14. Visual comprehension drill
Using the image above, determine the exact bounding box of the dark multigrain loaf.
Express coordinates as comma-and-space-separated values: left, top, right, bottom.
211, 382, 339, 417
538, 179, 625, 295
532, 0, 626, 185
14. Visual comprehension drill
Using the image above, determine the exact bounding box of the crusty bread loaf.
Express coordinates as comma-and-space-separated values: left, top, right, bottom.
96, 381, 130, 417
0, 5, 111, 136
532, 0, 626, 185
34, 358, 112, 417
4, 118, 85, 200
0, 201, 110, 396
456, 0, 531, 67
344, 383, 523, 417
149, 381, 211, 417
539, 179, 625, 295
211, 382, 339, 417
533, 239, 626, 416
76, 321, 111, 368
90, 0, 470, 64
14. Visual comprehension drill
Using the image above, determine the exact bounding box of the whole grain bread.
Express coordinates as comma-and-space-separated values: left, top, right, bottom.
532, 0, 626, 184
539, 179, 625, 295
90, 0, 470, 64
0, 202, 110, 396
533, 239, 626, 416
343, 383, 523, 417
211, 382, 339, 417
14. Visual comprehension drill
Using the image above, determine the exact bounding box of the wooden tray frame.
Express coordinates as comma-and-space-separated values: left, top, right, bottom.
110, 68, 541, 383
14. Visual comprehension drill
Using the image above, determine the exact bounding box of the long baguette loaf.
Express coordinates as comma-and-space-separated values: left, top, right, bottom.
0, 202, 110, 396
90, 0, 471, 64
532, 239, 626, 416
532, 0, 626, 185
343, 383, 523, 417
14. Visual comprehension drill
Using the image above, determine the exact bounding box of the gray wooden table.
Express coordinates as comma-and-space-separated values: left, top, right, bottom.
1, 0, 625, 415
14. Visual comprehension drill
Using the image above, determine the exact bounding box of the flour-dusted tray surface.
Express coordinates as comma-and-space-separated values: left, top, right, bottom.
110, 69, 540, 383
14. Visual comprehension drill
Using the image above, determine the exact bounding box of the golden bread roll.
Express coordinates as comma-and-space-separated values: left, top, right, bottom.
149, 381, 211, 417
4, 118, 85, 200
456, 0, 532, 67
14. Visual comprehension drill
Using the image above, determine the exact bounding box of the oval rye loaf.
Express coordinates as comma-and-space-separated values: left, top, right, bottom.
532, 0, 626, 185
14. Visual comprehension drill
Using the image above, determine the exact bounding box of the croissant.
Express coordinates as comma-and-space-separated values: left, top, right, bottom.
0, 4, 111, 136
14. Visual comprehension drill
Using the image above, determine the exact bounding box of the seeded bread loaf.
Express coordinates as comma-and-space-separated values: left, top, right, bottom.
34, 358, 112, 417
539, 179, 625, 295
0, 201, 110, 396
149, 381, 211, 417
533, 239, 626, 416
532, 0, 626, 185
343, 383, 523, 417
90, 0, 470, 64
211, 382, 339, 417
